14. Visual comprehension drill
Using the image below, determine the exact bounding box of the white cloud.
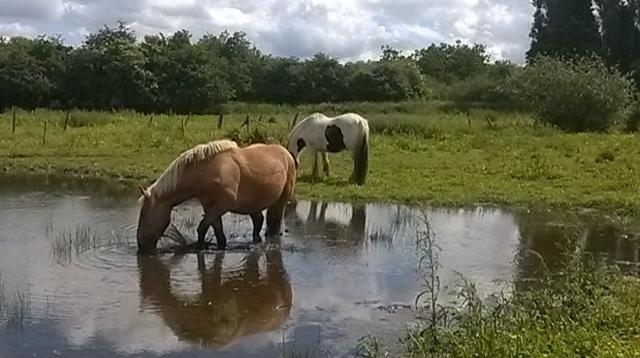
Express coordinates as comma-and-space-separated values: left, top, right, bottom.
0, 22, 36, 37
0, 0, 535, 63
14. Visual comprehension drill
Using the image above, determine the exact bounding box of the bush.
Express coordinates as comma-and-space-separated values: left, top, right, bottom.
624, 98, 640, 132
515, 55, 633, 132
447, 73, 519, 105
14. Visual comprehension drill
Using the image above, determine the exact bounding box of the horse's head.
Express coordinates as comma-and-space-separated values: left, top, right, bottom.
136, 185, 172, 255
286, 136, 305, 167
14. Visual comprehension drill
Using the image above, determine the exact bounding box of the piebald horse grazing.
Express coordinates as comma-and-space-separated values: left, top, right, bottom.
136, 139, 297, 255
286, 112, 369, 185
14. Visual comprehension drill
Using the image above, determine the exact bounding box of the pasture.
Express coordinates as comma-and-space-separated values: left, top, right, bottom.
1, 102, 640, 216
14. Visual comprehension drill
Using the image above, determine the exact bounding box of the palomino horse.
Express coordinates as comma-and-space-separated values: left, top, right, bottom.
136, 139, 296, 255
286, 112, 369, 185
137, 250, 292, 348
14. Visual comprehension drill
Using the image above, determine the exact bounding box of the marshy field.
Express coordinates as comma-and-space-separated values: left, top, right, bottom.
1, 102, 640, 357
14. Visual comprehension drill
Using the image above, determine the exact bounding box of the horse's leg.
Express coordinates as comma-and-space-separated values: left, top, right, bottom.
349, 151, 359, 183
196, 218, 211, 249
198, 191, 236, 250
211, 216, 227, 250
310, 149, 319, 178
249, 212, 264, 243
197, 211, 227, 250
266, 199, 287, 238
321, 152, 330, 177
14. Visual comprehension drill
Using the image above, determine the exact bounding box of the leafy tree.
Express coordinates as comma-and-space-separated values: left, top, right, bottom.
144, 30, 233, 114
78, 21, 153, 110
0, 37, 53, 109
27, 36, 70, 108
253, 57, 305, 103
527, 0, 602, 61
515, 55, 633, 132
347, 59, 424, 101
595, 0, 640, 81
299, 53, 347, 103
414, 41, 488, 84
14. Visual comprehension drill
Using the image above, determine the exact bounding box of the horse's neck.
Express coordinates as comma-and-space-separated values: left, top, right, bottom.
153, 183, 195, 208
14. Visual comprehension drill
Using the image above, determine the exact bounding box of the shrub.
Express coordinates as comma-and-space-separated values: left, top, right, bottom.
515, 55, 633, 132
447, 73, 519, 105
624, 98, 640, 132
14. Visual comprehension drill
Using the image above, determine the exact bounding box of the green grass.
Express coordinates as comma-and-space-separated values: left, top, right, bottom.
1, 105, 640, 216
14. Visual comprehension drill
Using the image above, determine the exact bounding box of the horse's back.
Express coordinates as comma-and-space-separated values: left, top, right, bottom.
228, 144, 295, 213
328, 113, 368, 151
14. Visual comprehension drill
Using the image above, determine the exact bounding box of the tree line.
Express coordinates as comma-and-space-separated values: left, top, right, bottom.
0, 21, 509, 114
3, 1, 640, 117
528, 0, 640, 81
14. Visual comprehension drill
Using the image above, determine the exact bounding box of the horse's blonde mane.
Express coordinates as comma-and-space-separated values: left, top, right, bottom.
147, 139, 238, 198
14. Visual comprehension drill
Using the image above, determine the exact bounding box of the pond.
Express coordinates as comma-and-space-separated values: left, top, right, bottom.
0, 176, 638, 357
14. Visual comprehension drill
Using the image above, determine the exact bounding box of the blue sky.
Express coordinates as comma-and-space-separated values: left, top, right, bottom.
0, 0, 535, 63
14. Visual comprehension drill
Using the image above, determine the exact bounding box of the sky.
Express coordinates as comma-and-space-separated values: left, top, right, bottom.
0, 0, 535, 63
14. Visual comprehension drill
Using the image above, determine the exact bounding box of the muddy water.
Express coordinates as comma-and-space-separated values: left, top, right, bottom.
0, 177, 639, 357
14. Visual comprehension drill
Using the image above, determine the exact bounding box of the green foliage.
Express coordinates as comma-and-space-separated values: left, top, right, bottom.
0, 36, 66, 109
357, 334, 389, 358
346, 58, 425, 101
528, 0, 640, 90
625, 99, 640, 132
446, 71, 518, 105
515, 55, 633, 132
0, 21, 526, 110
527, 0, 602, 61
414, 41, 489, 84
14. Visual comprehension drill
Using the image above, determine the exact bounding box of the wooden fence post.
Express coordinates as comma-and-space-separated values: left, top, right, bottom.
64, 111, 70, 131
217, 113, 224, 129
42, 120, 47, 146
243, 115, 251, 135
290, 112, 299, 130
12, 106, 16, 134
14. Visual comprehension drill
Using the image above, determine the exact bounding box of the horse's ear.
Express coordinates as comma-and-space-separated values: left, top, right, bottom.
138, 185, 148, 198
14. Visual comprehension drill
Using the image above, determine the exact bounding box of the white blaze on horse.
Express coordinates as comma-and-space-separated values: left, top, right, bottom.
286, 112, 369, 185
136, 139, 297, 255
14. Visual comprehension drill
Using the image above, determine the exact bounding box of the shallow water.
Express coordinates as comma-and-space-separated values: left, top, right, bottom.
0, 177, 638, 357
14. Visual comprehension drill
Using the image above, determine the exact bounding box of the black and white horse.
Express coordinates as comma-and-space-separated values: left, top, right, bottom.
286, 112, 369, 185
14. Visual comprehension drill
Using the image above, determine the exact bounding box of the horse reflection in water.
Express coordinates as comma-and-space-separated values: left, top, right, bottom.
285, 200, 367, 244
137, 249, 292, 349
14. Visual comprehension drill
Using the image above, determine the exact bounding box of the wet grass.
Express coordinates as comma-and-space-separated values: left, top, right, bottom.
0, 274, 32, 331
50, 224, 128, 264
5, 289, 31, 331
279, 329, 332, 358
358, 219, 640, 358
1, 105, 640, 216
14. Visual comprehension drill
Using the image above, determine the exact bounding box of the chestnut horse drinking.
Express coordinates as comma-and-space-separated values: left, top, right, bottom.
136, 139, 297, 255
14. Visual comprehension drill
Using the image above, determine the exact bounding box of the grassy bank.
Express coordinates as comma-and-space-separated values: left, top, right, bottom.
362, 261, 640, 358
358, 226, 640, 358
1, 104, 639, 216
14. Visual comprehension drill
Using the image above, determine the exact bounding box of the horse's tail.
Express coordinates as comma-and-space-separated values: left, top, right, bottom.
353, 119, 369, 185
285, 147, 297, 200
